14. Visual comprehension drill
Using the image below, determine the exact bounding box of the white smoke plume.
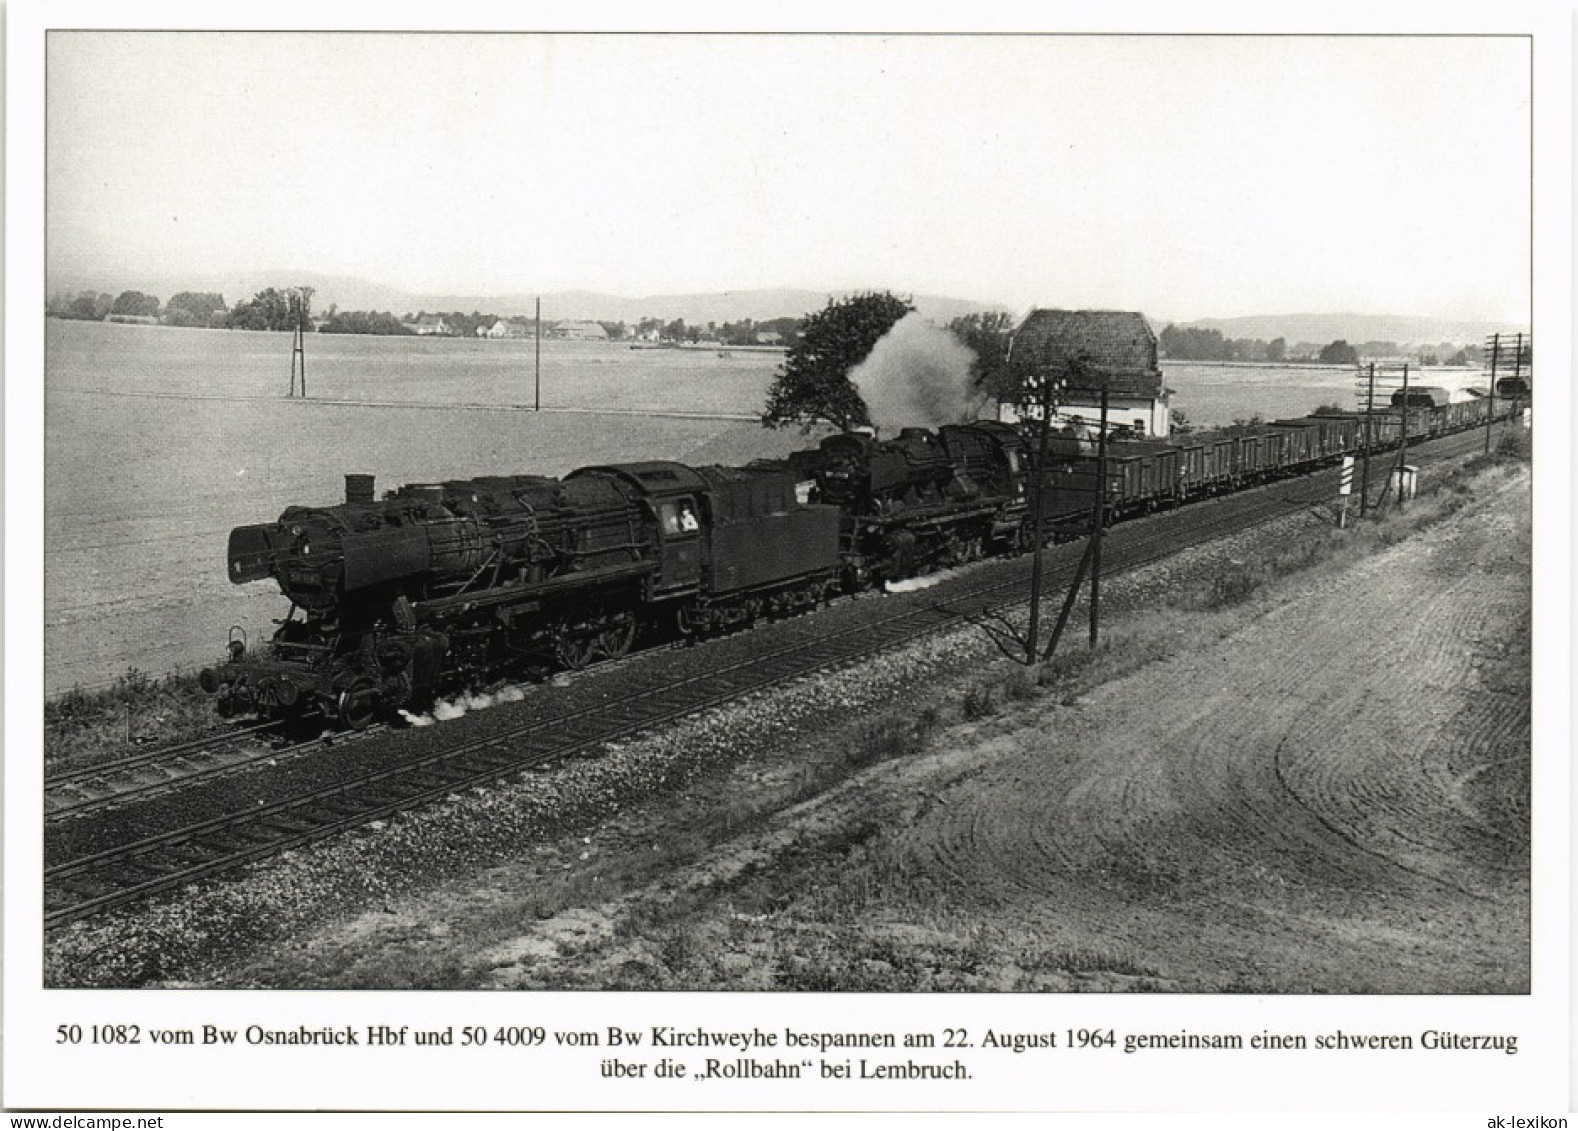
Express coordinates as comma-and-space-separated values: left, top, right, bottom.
884, 574, 945, 593
397, 684, 528, 727
850, 312, 986, 431
884, 565, 966, 593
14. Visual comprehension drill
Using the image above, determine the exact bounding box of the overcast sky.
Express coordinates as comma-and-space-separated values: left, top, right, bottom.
46, 31, 1531, 322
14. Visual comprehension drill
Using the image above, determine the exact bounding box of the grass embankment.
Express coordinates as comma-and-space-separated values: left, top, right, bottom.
45, 668, 217, 770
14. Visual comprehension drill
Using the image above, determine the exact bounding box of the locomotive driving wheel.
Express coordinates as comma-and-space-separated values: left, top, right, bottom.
336, 677, 380, 731
554, 626, 596, 670
595, 613, 637, 660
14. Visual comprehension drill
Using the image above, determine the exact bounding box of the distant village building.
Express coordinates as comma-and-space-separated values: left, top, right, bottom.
1000, 309, 1171, 439
104, 313, 159, 325
411, 314, 451, 336
478, 318, 511, 339
550, 320, 609, 340
754, 330, 784, 345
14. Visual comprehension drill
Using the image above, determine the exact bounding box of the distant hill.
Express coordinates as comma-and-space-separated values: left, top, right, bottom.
47, 270, 994, 326
1171, 312, 1529, 348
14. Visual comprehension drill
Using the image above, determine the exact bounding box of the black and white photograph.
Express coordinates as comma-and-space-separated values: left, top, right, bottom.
6, 3, 1571, 1117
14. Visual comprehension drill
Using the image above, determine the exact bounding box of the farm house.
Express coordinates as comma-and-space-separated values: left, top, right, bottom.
1000, 309, 1172, 439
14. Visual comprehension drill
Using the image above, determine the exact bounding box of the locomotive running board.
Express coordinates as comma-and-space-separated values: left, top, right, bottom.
412, 560, 655, 618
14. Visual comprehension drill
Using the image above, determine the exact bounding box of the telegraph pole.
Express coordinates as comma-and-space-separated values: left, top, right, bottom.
1358, 362, 1376, 517
1023, 375, 1063, 662
1485, 332, 1500, 455
1394, 363, 1411, 507
534, 296, 543, 412
289, 294, 307, 397
1089, 387, 1109, 647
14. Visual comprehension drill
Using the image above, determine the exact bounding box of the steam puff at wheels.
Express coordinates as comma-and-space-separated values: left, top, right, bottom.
336, 677, 379, 730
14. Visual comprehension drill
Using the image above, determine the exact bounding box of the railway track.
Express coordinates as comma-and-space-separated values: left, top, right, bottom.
43, 720, 320, 821
43, 425, 1510, 930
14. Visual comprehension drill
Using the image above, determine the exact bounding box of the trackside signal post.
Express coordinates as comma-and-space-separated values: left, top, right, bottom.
1337, 455, 1355, 528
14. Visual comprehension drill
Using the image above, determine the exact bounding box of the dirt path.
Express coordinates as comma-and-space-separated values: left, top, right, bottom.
859, 469, 1531, 991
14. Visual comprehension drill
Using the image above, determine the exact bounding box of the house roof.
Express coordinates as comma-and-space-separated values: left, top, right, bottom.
1008, 309, 1162, 399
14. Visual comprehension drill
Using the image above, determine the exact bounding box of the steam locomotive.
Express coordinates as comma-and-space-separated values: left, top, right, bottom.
201, 392, 1513, 728
202, 462, 843, 728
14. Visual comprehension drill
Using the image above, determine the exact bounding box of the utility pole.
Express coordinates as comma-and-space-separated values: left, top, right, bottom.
1510, 331, 1525, 432
534, 296, 543, 412
1089, 387, 1109, 647
1043, 374, 1107, 662
1023, 375, 1064, 662
1358, 362, 1376, 518
1485, 332, 1500, 455
1392, 362, 1411, 509
289, 294, 307, 398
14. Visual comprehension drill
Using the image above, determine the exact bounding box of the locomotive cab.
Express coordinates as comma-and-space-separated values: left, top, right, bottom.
568, 462, 710, 596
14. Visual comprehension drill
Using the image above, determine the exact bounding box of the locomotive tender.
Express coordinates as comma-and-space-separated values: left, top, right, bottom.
203, 394, 1512, 728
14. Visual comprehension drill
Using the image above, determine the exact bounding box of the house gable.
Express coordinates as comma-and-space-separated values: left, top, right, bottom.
1009, 309, 1162, 400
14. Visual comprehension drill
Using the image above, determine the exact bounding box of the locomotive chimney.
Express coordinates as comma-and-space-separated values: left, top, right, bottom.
345, 473, 376, 505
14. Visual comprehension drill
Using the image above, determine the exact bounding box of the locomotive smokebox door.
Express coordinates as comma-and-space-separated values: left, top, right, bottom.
228, 525, 281, 583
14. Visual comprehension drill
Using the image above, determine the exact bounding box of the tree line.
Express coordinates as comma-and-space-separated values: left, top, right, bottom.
47, 287, 809, 346
48, 286, 317, 332
1158, 324, 1478, 367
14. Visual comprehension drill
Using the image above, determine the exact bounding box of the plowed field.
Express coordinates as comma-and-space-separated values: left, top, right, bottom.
873, 474, 1530, 991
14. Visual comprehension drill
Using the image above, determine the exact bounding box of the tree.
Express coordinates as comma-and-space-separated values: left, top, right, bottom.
290, 286, 316, 330
761, 291, 913, 432
757, 316, 804, 347
227, 287, 294, 331
1318, 339, 1359, 365
948, 311, 1017, 400
1266, 337, 1286, 363
164, 291, 227, 327
320, 310, 414, 336
65, 291, 113, 321
1159, 324, 1232, 361
110, 290, 161, 318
